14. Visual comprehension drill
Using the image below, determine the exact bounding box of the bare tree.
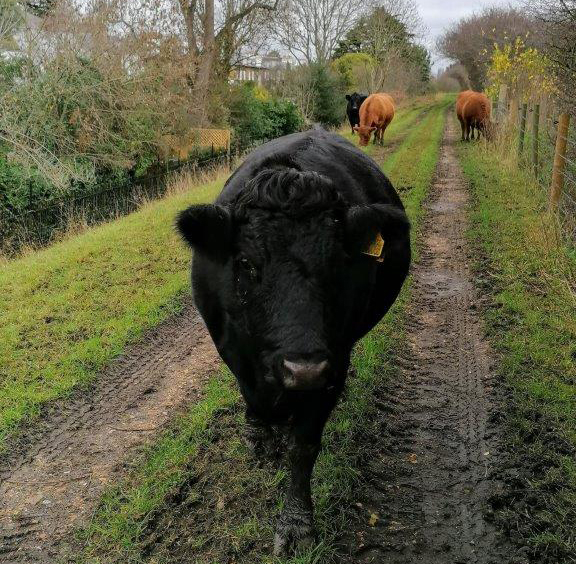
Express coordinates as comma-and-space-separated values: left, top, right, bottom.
216, 0, 276, 76
528, 0, 576, 114
369, 0, 425, 39
276, 65, 316, 121
437, 6, 542, 90
177, 0, 278, 123
274, 0, 360, 63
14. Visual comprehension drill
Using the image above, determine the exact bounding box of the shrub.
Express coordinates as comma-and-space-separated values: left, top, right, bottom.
228, 82, 303, 146
310, 64, 346, 128
331, 53, 377, 93
486, 38, 556, 102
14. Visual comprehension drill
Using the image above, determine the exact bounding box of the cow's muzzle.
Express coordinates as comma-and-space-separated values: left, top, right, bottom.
281, 359, 330, 390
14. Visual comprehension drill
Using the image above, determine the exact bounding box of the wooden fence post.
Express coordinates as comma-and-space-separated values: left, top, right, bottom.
497, 84, 508, 122
509, 96, 519, 127
550, 113, 571, 209
532, 104, 540, 177
518, 103, 528, 158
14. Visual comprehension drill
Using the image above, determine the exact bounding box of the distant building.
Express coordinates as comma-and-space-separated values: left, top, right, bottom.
230, 51, 291, 85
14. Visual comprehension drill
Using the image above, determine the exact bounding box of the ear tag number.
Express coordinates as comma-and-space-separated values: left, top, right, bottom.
362, 232, 385, 262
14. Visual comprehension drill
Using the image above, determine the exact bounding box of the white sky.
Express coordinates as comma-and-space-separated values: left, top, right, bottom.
416, 0, 523, 71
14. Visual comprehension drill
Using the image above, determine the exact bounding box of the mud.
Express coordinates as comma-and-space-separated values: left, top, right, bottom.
338, 119, 519, 563
0, 303, 219, 563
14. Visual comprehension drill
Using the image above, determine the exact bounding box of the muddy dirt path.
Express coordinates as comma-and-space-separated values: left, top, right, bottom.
339, 118, 515, 563
0, 304, 219, 563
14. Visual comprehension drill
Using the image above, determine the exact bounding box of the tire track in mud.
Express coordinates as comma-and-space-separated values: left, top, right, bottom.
338, 118, 517, 563
0, 303, 219, 563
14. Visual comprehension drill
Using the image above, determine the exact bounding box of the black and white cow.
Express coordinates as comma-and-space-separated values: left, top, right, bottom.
177, 128, 410, 555
345, 92, 368, 134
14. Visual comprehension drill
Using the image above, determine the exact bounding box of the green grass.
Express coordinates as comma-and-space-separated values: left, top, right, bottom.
458, 135, 576, 562
0, 174, 227, 445
79, 96, 451, 563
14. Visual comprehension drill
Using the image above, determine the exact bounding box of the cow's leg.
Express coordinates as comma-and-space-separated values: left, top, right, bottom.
244, 407, 276, 460
459, 117, 465, 141
273, 400, 335, 556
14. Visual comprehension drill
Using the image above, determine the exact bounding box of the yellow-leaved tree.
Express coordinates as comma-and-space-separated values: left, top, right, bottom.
486, 38, 556, 102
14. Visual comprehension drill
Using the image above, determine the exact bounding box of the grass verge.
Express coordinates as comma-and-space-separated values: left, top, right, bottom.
458, 138, 576, 562
79, 96, 451, 563
0, 173, 227, 446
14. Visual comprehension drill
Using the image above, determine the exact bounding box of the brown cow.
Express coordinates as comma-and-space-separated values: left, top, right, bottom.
354, 93, 395, 147
456, 90, 492, 141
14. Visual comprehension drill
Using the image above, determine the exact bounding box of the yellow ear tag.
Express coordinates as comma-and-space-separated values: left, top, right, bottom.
362, 232, 385, 262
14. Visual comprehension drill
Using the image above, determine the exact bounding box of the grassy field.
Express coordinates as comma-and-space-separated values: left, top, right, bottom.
0, 174, 227, 446
79, 96, 451, 563
458, 140, 576, 562
0, 97, 438, 448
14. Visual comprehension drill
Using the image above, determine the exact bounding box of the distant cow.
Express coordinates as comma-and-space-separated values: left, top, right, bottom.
177, 128, 410, 556
354, 93, 395, 146
456, 90, 492, 141
345, 92, 368, 134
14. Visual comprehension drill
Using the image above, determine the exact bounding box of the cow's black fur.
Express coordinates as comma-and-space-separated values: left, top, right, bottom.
177, 128, 410, 555
345, 92, 368, 134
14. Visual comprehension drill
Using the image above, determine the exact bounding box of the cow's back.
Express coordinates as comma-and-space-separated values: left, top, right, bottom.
359, 93, 395, 127
462, 92, 491, 122
219, 128, 403, 210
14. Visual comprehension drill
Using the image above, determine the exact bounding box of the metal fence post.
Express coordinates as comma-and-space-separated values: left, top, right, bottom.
532, 104, 540, 177
550, 113, 571, 209
518, 103, 528, 158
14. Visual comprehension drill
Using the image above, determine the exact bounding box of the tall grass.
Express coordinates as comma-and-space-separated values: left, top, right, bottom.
458, 133, 576, 562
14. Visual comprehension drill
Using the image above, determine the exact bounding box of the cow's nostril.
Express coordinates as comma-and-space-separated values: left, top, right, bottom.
282, 359, 329, 389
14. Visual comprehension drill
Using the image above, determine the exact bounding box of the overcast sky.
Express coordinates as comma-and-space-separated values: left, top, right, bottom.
416, 0, 523, 71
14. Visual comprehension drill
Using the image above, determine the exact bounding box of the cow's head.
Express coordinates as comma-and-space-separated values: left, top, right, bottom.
177, 168, 408, 390
354, 125, 376, 146
345, 92, 367, 112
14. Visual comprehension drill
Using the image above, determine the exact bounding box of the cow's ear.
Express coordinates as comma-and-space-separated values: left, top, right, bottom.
176, 204, 232, 259
345, 204, 410, 255
345, 94, 351, 101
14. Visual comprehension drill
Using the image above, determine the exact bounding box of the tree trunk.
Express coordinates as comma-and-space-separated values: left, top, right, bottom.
195, 0, 215, 126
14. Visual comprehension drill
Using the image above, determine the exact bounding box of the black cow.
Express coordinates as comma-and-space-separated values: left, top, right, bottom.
177, 128, 410, 555
345, 92, 368, 134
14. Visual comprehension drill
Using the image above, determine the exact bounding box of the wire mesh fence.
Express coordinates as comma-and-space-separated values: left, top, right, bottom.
0, 133, 262, 256
494, 88, 576, 247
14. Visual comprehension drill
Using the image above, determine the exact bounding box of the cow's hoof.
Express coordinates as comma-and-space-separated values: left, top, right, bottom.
273, 509, 315, 556
244, 423, 276, 461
